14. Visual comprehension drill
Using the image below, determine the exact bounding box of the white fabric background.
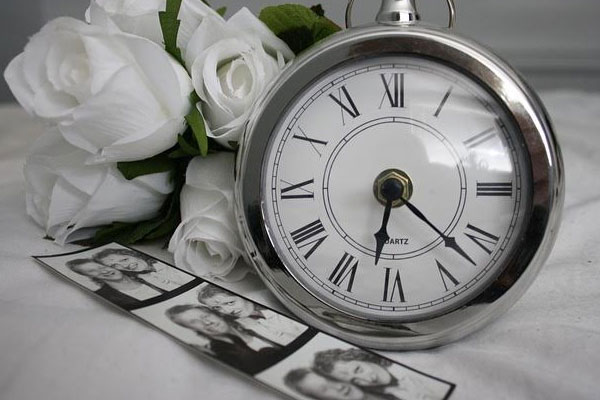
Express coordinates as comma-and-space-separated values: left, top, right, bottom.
0, 91, 599, 399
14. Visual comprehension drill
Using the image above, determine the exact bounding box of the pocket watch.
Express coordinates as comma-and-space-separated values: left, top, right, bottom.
235, 0, 564, 350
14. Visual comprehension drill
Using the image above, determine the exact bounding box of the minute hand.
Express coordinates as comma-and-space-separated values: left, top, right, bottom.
401, 199, 476, 266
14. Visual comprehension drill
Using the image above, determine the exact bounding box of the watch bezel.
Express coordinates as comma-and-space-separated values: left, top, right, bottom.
235, 24, 564, 350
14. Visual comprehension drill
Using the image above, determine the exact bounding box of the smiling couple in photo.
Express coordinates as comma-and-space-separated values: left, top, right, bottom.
66, 247, 195, 309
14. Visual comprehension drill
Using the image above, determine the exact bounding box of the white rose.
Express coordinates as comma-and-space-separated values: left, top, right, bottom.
4, 17, 192, 164
25, 129, 174, 245
186, 8, 294, 148
168, 153, 248, 281
86, 0, 222, 55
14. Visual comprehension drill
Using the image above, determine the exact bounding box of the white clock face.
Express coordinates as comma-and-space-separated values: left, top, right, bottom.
261, 56, 531, 320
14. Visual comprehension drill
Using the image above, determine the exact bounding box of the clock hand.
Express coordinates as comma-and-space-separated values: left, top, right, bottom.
374, 178, 404, 265
374, 199, 392, 265
400, 198, 476, 266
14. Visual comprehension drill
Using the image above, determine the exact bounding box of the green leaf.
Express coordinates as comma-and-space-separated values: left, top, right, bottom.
259, 4, 341, 54
277, 27, 314, 55
312, 17, 341, 42
216, 6, 227, 17
177, 134, 201, 156
185, 102, 209, 157
159, 0, 184, 64
145, 189, 181, 240
260, 5, 318, 36
117, 153, 177, 181
168, 147, 193, 159
190, 91, 201, 105
89, 222, 138, 246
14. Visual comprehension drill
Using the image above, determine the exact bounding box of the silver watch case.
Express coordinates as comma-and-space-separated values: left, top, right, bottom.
234, 23, 564, 350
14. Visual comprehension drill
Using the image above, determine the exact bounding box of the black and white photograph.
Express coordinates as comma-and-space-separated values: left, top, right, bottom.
34, 244, 200, 310
196, 283, 309, 346
257, 334, 454, 400
133, 282, 315, 376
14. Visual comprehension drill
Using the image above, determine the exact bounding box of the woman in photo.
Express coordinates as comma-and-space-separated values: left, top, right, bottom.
166, 304, 283, 375
284, 368, 391, 400
313, 348, 444, 400
66, 258, 164, 309
197, 285, 307, 346
93, 248, 193, 291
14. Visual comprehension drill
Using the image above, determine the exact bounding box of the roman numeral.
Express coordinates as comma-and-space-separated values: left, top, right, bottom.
328, 253, 359, 292
476, 182, 513, 197
382, 268, 405, 303
293, 126, 328, 157
436, 260, 460, 291
329, 85, 360, 124
464, 127, 496, 149
281, 179, 314, 200
379, 73, 404, 109
434, 86, 454, 117
465, 224, 500, 255
291, 219, 328, 259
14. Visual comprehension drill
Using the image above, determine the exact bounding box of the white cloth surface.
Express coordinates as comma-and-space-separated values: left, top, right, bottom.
0, 90, 599, 399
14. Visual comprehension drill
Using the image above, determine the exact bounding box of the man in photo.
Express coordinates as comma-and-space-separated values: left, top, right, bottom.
165, 304, 283, 375
93, 248, 193, 291
66, 258, 164, 309
313, 348, 445, 400
284, 368, 389, 400
197, 285, 307, 346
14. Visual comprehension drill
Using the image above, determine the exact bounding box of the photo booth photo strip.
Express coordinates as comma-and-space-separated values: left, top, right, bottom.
34, 243, 456, 400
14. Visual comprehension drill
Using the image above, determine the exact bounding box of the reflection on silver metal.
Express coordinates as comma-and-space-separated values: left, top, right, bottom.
235, 23, 564, 350
376, 0, 420, 26
346, 0, 456, 29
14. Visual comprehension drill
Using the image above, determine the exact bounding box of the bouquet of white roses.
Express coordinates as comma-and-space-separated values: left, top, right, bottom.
5, 0, 340, 280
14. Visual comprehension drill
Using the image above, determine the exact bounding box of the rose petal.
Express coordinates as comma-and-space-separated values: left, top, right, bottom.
119, 34, 193, 116
81, 34, 130, 94
85, 118, 185, 164
185, 153, 235, 197
47, 175, 94, 233
45, 32, 88, 96
4, 54, 36, 115
178, 0, 222, 55
33, 83, 78, 119
227, 7, 294, 61
180, 187, 224, 222
59, 65, 169, 159
184, 14, 229, 69
53, 166, 173, 244
85, 1, 121, 32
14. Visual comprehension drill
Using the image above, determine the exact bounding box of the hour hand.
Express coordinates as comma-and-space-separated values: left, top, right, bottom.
373, 178, 405, 265
374, 200, 392, 265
